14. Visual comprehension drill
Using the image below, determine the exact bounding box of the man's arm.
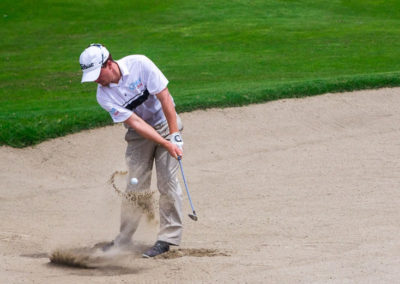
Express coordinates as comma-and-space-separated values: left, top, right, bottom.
124, 112, 182, 158
156, 88, 179, 135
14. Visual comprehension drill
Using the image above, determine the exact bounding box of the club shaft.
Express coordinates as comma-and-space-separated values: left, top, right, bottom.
178, 158, 196, 213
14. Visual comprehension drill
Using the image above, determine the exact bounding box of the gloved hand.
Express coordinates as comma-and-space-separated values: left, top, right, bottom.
169, 132, 184, 150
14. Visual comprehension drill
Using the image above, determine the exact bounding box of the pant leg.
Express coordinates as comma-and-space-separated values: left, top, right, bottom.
114, 129, 156, 246
154, 116, 184, 245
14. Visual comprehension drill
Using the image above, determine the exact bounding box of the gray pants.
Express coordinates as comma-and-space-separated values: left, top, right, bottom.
114, 117, 183, 246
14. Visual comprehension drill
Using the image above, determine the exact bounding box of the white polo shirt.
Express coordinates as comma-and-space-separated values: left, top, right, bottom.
96, 55, 171, 126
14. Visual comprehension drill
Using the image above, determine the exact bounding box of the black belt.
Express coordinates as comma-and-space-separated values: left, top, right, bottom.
125, 90, 150, 110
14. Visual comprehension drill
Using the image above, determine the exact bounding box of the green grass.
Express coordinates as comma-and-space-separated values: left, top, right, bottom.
1, 0, 400, 147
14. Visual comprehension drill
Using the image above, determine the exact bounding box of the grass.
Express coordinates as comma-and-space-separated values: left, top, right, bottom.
1, 0, 400, 147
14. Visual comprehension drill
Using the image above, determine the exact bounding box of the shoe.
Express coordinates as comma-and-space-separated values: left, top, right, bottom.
142, 241, 170, 258
101, 241, 115, 252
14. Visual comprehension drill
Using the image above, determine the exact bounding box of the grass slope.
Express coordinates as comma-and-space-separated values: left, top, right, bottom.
1, 0, 400, 147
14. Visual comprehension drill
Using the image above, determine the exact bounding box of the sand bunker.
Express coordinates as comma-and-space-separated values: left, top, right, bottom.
2, 88, 400, 282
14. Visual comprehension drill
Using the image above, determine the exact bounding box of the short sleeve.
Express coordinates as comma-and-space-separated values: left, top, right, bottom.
97, 89, 133, 123
140, 56, 169, 95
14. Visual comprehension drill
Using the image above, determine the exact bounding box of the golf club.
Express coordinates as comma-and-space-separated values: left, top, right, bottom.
177, 156, 198, 221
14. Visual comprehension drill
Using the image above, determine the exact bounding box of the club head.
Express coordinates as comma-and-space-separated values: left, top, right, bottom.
189, 214, 198, 221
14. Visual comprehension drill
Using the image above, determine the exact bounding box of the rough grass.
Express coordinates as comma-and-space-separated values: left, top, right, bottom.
1, 0, 400, 147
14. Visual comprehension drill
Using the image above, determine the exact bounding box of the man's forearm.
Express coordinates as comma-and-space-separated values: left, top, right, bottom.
124, 114, 168, 147
124, 113, 182, 158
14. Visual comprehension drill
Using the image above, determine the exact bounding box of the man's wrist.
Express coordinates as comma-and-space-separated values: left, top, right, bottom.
160, 138, 170, 148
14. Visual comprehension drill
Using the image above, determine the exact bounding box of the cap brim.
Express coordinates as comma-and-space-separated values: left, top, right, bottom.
81, 67, 101, 83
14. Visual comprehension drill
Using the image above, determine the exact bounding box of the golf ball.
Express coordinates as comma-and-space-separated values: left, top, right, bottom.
130, 178, 138, 185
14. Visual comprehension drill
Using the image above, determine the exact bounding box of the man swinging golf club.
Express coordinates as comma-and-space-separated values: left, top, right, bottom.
79, 43, 184, 258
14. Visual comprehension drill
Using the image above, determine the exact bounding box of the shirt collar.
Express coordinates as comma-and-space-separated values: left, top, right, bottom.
109, 59, 130, 87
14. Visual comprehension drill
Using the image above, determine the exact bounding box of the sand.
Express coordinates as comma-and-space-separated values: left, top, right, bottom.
1, 87, 400, 283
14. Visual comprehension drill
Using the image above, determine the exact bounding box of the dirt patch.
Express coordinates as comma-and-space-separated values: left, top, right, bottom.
155, 248, 229, 259
49, 242, 137, 269
49, 246, 101, 268
21, 253, 49, 259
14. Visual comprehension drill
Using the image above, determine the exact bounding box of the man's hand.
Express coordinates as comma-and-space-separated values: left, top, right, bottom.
169, 132, 183, 150
164, 141, 183, 159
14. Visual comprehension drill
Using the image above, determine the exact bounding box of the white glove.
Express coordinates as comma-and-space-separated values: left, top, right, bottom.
169, 132, 183, 150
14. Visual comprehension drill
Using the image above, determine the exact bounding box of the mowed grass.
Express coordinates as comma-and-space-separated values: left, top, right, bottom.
1, 0, 400, 147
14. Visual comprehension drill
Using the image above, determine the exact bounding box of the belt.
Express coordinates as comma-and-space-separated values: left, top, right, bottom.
153, 121, 167, 130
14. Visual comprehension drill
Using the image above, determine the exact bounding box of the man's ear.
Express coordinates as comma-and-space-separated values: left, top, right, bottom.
107, 60, 113, 69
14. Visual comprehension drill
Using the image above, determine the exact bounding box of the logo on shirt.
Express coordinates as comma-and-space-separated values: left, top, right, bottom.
110, 108, 119, 116
129, 79, 143, 90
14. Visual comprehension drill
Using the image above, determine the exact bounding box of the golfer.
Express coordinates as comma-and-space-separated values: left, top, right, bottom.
79, 43, 184, 258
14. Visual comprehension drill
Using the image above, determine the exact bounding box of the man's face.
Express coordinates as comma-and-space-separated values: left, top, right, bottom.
95, 62, 113, 86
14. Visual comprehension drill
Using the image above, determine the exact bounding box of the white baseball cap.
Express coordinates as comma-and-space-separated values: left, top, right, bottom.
79, 43, 110, 83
